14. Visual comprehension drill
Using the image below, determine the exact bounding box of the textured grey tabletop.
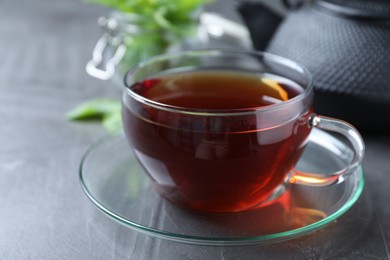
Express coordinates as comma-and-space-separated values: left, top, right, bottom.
1, 0, 389, 259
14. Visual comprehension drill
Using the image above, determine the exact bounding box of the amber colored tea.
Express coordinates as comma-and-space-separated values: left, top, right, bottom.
122, 70, 312, 212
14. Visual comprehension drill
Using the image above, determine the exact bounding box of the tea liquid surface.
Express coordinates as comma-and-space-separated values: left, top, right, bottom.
131, 70, 302, 110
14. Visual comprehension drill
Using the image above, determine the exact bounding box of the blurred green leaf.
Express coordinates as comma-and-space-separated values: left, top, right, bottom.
67, 99, 122, 133
67, 99, 121, 120
102, 109, 123, 134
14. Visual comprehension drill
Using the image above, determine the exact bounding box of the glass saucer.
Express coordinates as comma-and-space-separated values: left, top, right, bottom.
79, 129, 364, 246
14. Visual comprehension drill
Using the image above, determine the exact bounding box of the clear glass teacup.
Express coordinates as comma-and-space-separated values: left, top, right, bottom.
121, 49, 364, 213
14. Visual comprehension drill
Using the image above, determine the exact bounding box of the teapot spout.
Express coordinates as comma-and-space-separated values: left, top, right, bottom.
237, 1, 283, 51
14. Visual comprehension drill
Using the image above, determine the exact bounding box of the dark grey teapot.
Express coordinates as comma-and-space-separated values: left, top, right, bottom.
239, 0, 390, 132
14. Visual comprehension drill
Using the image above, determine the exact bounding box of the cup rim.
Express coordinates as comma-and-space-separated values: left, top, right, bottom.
123, 49, 313, 116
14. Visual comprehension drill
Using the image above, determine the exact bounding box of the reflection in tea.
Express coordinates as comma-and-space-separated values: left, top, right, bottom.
122, 70, 312, 212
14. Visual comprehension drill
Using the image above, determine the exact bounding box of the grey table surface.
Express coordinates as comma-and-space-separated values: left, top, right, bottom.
1, 0, 390, 259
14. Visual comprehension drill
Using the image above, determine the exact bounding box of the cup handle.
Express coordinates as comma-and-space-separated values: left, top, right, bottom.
288, 114, 365, 186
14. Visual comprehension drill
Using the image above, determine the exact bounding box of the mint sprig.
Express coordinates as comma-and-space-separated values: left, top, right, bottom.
88, 0, 212, 26
90, 0, 214, 69
69, 0, 213, 133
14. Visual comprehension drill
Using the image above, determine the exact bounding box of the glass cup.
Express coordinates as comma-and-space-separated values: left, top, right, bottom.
121, 50, 365, 213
